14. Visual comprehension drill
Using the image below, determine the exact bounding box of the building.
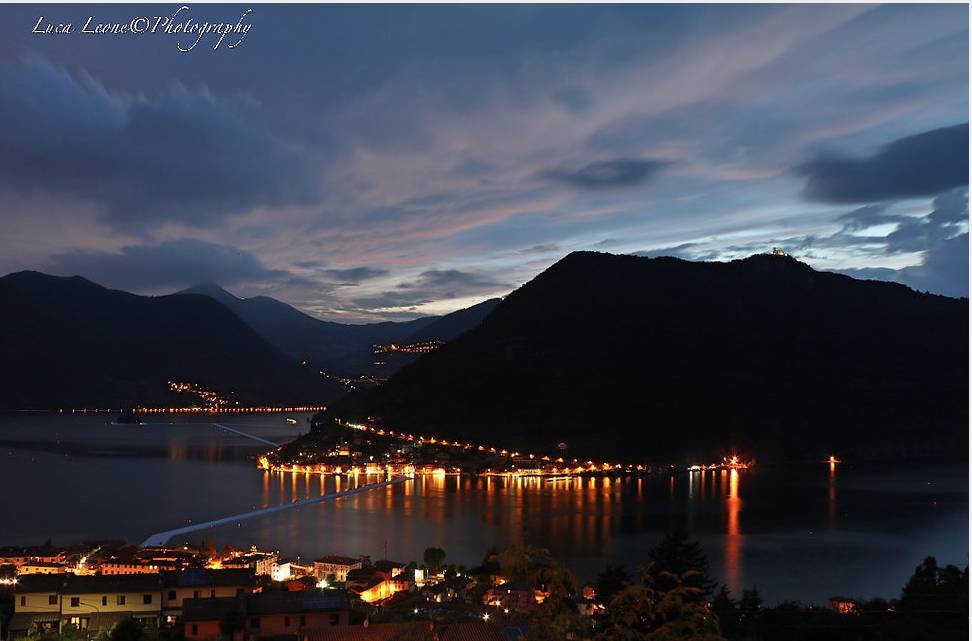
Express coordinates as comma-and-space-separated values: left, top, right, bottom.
137, 547, 206, 572
345, 569, 410, 605
0, 547, 68, 570
370, 561, 407, 579
423, 576, 475, 604
483, 584, 539, 611
829, 596, 859, 614
10, 573, 164, 638
99, 563, 160, 576
19, 562, 69, 575
183, 590, 351, 641
162, 568, 255, 623
313, 557, 363, 583
222, 548, 278, 577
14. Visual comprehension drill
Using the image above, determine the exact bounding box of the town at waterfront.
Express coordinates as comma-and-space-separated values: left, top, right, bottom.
1, 532, 965, 641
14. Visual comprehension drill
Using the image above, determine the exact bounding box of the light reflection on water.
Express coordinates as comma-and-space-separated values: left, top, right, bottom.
0, 414, 966, 604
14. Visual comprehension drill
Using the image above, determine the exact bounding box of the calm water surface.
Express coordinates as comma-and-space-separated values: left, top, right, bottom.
0, 414, 966, 604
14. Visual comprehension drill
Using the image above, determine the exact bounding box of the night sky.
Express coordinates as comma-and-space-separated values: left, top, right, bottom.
0, 3, 967, 321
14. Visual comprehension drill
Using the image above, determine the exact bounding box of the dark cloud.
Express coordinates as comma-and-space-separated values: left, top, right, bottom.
354, 269, 508, 310
796, 124, 969, 203
779, 189, 968, 298
0, 58, 321, 232
46, 238, 293, 292
508, 243, 561, 256
322, 267, 388, 285
841, 232, 968, 298
633, 243, 701, 259
540, 159, 668, 189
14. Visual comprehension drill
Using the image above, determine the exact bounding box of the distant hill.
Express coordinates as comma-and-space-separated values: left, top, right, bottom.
177, 285, 501, 377
0, 272, 345, 410
176, 284, 436, 366
332, 252, 968, 462
403, 298, 502, 343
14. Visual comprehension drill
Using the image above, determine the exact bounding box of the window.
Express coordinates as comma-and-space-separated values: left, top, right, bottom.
143, 594, 153, 604
20, 596, 25, 606
250, 618, 260, 629
193, 590, 199, 599
167, 591, 176, 601
48, 595, 57, 605
285, 616, 292, 627
190, 625, 198, 636
102, 597, 108, 606
117, 595, 126, 606
210, 589, 215, 598
329, 614, 339, 626
299, 616, 306, 627
71, 597, 80, 607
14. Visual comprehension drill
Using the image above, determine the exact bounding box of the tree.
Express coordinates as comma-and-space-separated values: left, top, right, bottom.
498, 546, 577, 598
595, 564, 631, 605
522, 595, 587, 641
710, 586, 739, 638
645, 529, 716, 601
596, 573, 725, 641
738, 586, 762, 626
423, 547, 446, 574
109, 619, 146, 641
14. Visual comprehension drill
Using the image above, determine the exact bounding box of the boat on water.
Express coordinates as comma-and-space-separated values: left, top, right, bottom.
285, 417, 298, 425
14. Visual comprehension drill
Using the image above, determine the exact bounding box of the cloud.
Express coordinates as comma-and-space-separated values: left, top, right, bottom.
795, 124, 969, 203
322, 266, 388, 284
0, 58, 321, 232
633, 243, 701, 259
840, 189, 969, 297
46, 238, 294, 292
353, 269, 509, 310
507, 243, 562, 257
539, 159, 668, 189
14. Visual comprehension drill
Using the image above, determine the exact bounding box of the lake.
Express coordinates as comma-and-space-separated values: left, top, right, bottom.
0, 413, 966, 604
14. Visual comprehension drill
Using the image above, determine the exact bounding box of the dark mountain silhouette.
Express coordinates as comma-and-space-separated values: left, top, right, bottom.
402, 298, 502, 343
177, 285, 502, 377
0, 272, 344, 410
176, 284, 436, 366
332, 252, 968, 462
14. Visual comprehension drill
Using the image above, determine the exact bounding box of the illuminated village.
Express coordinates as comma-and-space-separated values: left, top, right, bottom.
0, 539, 603, 641
257, 414, 754, 479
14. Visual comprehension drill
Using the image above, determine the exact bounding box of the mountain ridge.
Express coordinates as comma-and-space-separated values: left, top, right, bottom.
329, 251, 968, 462
0, 271, 343, 410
